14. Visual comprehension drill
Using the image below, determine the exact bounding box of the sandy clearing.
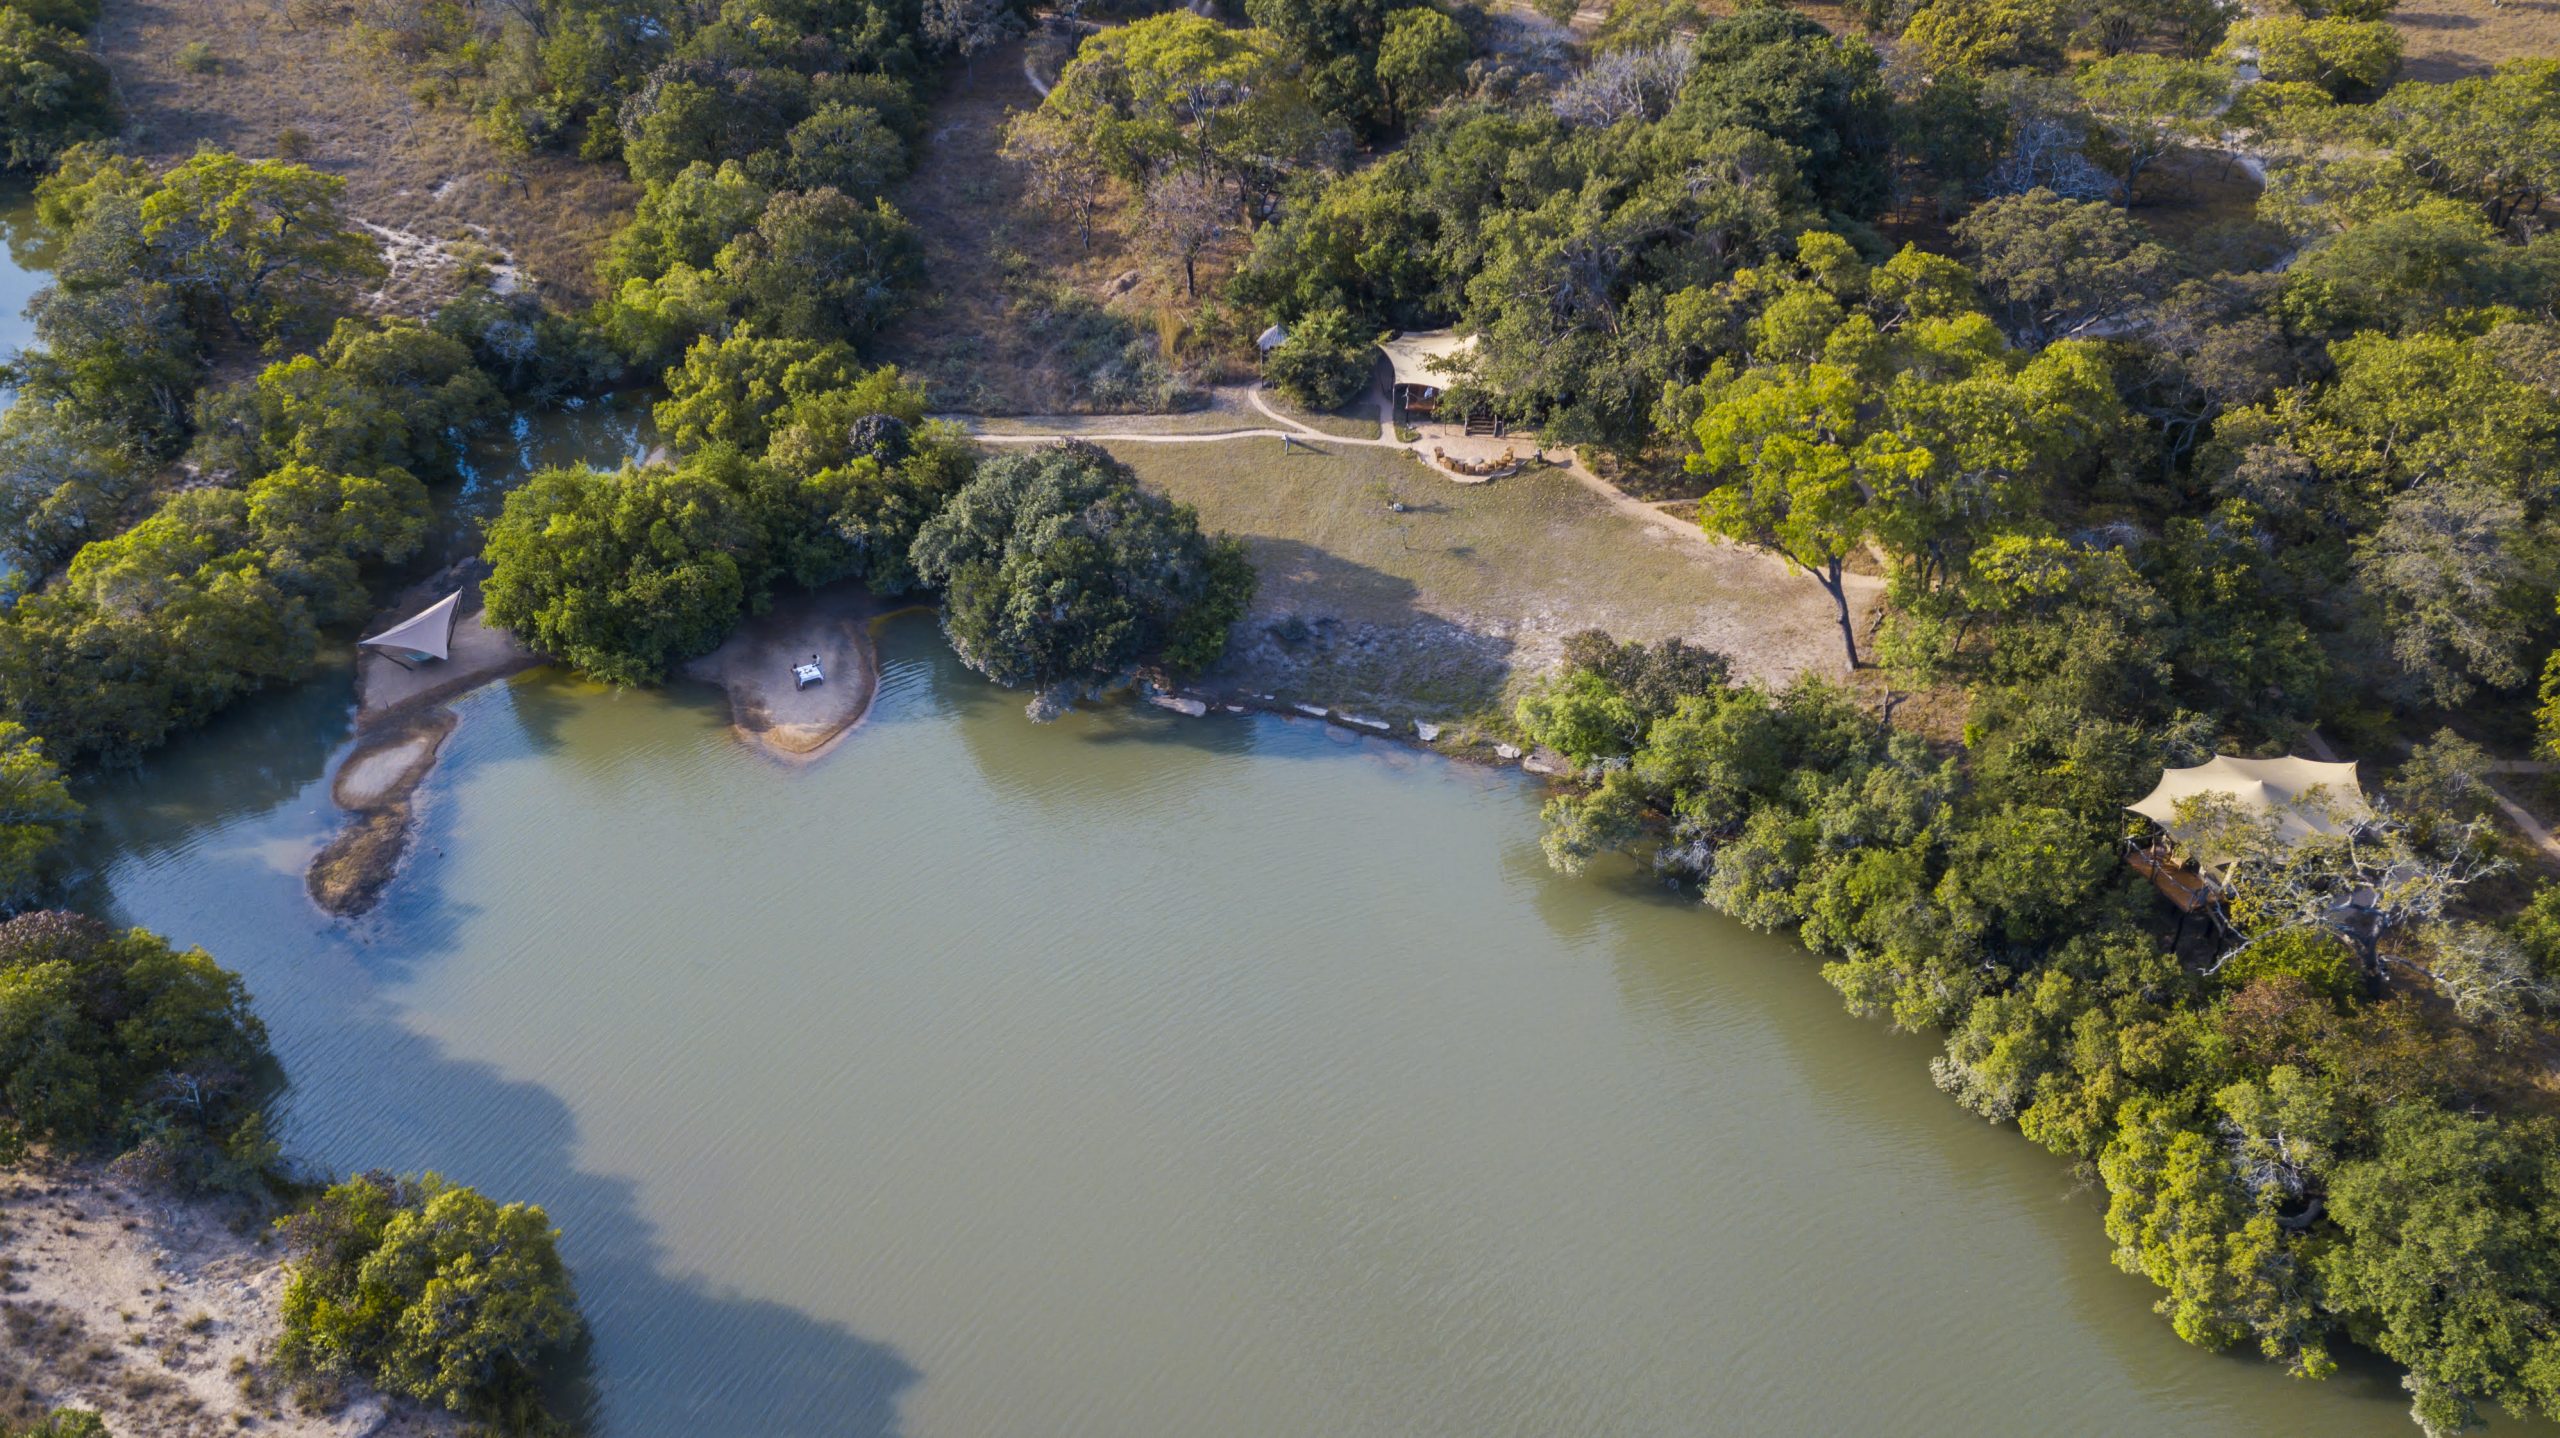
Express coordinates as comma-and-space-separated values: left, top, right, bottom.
0, 1166, 450, 1438
681, 586, 902, 763
310, 710, 460, 919
354, 574, 542, 725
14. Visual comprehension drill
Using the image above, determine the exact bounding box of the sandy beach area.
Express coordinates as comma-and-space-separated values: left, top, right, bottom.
309, 709, 459, 918
0, 1165, 451, 1438
681, 585, 898, 762
353, 568, 542, 725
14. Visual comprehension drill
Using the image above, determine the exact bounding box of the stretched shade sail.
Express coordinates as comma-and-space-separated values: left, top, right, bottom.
359, 590, 462, 664
2128, 753, 2368, 863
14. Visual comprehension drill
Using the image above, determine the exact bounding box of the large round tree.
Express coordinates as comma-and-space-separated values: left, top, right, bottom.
909, 441, 1254, 718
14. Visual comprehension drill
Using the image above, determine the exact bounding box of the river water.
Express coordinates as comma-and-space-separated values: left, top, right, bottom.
66, 615, 2474, 1438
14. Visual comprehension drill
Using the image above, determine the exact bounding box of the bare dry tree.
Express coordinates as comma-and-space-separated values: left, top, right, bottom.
1140, 169, 1228, 298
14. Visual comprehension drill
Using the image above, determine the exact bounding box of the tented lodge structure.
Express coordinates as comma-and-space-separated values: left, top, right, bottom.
1381, 330, 1477, 419
2123, 753, 2370, 917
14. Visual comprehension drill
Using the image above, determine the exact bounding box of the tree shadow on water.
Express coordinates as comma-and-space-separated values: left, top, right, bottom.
287, 987, 922, 1438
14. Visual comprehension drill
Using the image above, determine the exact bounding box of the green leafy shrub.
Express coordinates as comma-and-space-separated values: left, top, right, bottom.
277, 1172, 583, 1427
1264, 308, 1376, 411
0, 723, 78, 914
0, 911, 273, 1191
2218, 927, 2364, 1002
0, 460, 430, 762
0, 9, 114, 170
2226, 15, 2401, 98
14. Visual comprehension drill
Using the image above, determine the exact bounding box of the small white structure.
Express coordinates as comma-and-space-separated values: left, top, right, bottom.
358, 590, 463, 670
1256, 323, 1289, 353
793, 659, 825, 690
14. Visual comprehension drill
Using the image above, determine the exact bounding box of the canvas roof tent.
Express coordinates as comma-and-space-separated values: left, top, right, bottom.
1257, 323, 1289, 352
2128, 754, 2369, 867
1380, 330, 1476, 393
359, 590, 463, 667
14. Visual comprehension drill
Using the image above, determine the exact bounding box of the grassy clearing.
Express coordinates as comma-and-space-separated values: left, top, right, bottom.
96, 0, 635, 309
2391, 0, 2558, 81
1101, 438, 1856, 720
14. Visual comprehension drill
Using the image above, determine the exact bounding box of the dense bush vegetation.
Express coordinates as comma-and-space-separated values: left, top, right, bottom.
0, 911, 275, 1194
912, 441, 1255, 717
276, 1171, 583, 1428
0, 1, 111, 172
1264, 308, 1378, 410
484, 338, 973, 683
5, 0, 2560, 1427
356, 0, 955, 372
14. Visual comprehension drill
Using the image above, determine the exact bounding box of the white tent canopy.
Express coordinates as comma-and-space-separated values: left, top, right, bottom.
359, 590, 462, 665
1257, 323, 1289, 352
1380, 330, 1476, 391
2129, 754, 2369, 863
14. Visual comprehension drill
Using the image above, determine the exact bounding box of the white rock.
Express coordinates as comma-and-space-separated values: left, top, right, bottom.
1415, 722, 1442, 742
1292, 702, 1329, 717
1342, 713, 1390, 731
1224, 704, 1246, 713
1523, 749, 1568, 775
1149, 693, 1209, 717
1495, 743, 1523, 760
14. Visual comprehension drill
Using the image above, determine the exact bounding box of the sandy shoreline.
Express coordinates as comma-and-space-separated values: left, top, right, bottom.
353, 567, 543, 727
680, 585, 903, 763
0, 1164, 450, 1438
309, 709, 459, 918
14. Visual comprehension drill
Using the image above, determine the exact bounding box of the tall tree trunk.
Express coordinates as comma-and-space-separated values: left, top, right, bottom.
1822, 557, 1859, 670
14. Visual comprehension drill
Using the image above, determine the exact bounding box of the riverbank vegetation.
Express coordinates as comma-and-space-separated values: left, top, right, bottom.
913, 440, 1254, 716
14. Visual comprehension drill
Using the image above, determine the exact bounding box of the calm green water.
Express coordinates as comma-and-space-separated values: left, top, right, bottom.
67, 614, 2480, 1438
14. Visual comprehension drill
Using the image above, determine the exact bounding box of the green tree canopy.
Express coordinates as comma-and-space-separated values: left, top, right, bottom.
277, 1171, 583, 1424
909, 441, 1254, 716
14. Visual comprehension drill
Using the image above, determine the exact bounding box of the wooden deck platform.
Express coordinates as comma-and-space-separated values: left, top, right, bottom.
2126, 844, 2217, 914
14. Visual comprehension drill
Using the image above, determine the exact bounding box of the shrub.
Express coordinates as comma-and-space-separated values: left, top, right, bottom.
0, 912, 274, 1191
1264, 307, 1377, 411
2226, 15, 2400, 98
2218, 928, 2363, 1002
0, 10, 115, 170
174, 40, 216, 74
481, 456, 765, 686
276, 1173, 582, 1426
1517, 669, 1641, 765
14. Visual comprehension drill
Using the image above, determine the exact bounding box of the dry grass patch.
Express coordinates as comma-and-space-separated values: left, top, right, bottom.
96, 0, 634, 309
2390, 0, 2560, 81
880, 43, 1248, 414
1101, 438, 1859, 719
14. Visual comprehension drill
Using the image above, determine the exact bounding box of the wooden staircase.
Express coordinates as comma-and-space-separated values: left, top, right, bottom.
1464, 411, 1500, 437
